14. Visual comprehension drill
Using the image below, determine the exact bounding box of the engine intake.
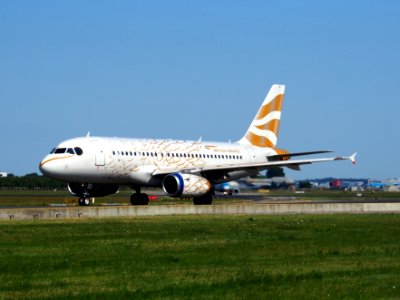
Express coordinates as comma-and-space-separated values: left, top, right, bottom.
162, 173, 211, 197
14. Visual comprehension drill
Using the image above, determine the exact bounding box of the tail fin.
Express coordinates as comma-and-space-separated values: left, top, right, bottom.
238, 84, 285, 148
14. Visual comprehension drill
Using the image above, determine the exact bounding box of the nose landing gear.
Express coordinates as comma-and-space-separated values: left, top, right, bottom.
78, 197, 90, 206
78, 189, 90, 206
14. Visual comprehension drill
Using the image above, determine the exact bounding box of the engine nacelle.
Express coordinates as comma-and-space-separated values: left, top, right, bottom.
162, 173, 211, 197
68, 183, 119, 198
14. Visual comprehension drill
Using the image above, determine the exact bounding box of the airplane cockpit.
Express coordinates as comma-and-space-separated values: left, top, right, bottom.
49, 147, 84, 155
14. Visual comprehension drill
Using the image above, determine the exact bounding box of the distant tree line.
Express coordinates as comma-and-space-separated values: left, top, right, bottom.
0, 173, 66, 190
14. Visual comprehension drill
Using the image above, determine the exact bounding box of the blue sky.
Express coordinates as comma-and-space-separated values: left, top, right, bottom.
0, 1, 399, 179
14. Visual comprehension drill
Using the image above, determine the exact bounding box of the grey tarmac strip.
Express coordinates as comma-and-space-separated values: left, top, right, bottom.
1, 202, 400, 221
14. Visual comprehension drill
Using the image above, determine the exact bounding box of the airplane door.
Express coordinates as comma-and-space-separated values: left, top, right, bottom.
91, 141, 106, 166
95, 150, 105, 166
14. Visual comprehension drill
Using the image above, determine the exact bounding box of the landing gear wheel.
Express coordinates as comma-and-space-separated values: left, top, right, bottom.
193, 193, 213, 205
78, 198, 90, 206
130, 193, 149, 206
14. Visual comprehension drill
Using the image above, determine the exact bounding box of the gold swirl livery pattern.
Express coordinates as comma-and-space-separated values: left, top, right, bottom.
239, 84, 285, 148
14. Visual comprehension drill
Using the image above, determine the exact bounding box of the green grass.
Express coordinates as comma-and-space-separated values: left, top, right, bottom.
0, 214, 400, 299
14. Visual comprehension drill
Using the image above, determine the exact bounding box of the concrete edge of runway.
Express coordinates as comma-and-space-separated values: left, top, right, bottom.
1, 202, 400, 220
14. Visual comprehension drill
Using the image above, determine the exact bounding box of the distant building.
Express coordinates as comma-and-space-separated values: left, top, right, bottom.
329, 179, 343, 189
0, 172, 7, 178
309, 181, 330, 189
343, 181, 365, 191
249, 176, 295, 188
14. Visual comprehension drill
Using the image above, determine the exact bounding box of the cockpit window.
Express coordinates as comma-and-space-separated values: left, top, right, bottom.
54, 148, 66, 154
74, 147, 83, 156
51, 147, 83, 155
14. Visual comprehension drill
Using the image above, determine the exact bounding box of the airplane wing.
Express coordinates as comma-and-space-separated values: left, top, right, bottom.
152, 152, 357, 176
267, 150, 332, 161
194, 152, 356, 173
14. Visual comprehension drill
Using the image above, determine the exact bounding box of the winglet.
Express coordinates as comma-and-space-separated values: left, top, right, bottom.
349, 152, 357, 165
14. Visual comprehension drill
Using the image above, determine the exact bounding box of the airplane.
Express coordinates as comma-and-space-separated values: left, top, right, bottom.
215, 181, 241, 196
215, 175, 296, 196
39, 84, 357, 206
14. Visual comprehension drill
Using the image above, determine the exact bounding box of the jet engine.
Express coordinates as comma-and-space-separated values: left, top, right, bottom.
68, 183, 119, 198
162, 173, 211, 197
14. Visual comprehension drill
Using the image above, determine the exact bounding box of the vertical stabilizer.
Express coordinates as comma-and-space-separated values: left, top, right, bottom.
238, 84, 285, 148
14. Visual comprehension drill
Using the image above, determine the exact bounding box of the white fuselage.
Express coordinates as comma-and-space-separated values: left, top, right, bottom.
38, 84, 355, 206
39, 136, 278, 186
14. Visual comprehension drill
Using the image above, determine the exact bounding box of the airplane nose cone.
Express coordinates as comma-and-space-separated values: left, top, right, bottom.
39, 157, 56, 177
39, 160, 49, 176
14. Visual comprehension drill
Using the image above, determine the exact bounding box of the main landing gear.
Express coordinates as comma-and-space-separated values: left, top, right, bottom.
193, 192, 213, 205
130, 187, 149, 205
